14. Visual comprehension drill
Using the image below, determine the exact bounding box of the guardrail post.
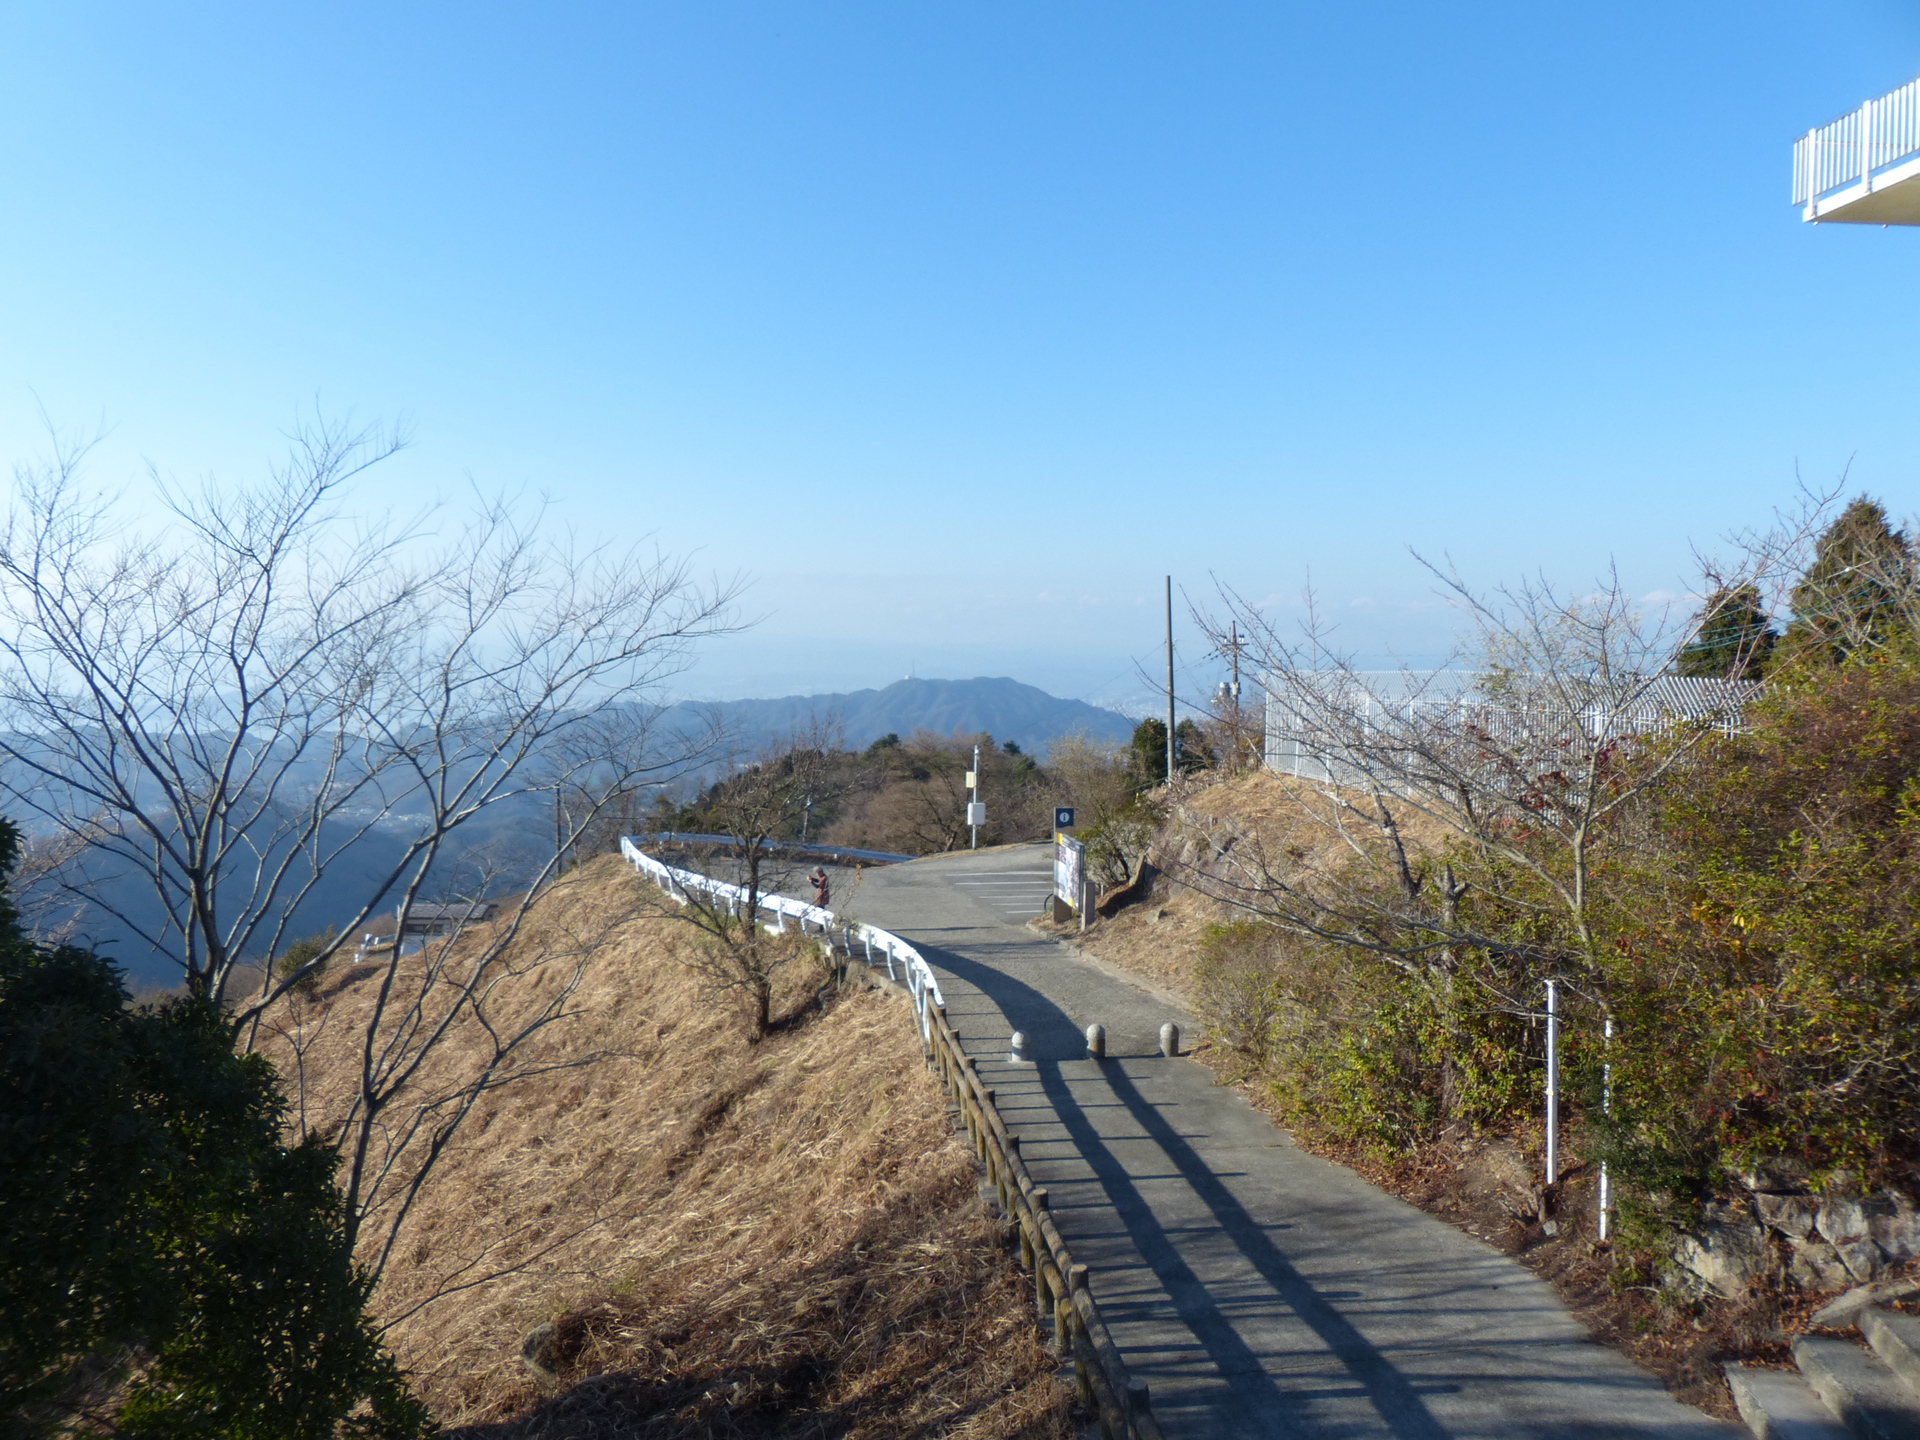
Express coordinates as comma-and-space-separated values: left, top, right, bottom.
1127, 1377, 1153, 1422
1068, 1265, 1093, 1407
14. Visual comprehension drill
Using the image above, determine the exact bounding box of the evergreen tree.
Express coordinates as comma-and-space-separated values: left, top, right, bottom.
0, 819, 427, 1438
1674, 584, 1776, 681
1778, 497, 1918, 668
1125, 717, 1213, 791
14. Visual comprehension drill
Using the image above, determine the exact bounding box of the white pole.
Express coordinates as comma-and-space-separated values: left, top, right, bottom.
1598, 1016, 1613, 1241
1544, 979, 1559, 1187
969, 743, 980, 850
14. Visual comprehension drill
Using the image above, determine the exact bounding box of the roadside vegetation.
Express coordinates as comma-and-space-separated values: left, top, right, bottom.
1055, 493, 1920, 1410
637, 708, 1208, 885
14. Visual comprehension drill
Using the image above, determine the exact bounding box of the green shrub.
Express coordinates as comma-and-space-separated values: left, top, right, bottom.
1193, 921, 1538, 1156
275, 924, 340, 997
1595, 658, 1920, 1196
0, 824, 428, 1440
1079, 794, 1162, 893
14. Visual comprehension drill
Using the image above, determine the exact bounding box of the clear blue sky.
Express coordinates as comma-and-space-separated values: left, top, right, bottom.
3, 3, 1918, 710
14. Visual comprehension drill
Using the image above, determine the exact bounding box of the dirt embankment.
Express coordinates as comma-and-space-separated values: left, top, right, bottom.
264, 854, 1071, 1439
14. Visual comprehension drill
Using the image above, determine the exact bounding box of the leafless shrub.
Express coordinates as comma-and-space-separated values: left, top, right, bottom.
638, 727, 843, 1039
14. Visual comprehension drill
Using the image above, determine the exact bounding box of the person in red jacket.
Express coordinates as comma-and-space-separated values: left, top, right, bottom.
809, 866, 831, 909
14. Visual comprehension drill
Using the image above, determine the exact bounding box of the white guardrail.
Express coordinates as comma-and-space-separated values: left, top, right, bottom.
618, 836, 945, 1036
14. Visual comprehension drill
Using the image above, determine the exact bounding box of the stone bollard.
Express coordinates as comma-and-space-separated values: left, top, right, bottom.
1160, 1021, 1180, 1058
1085, 1023, 1105, 1059
1009, 1030, 1029, 1063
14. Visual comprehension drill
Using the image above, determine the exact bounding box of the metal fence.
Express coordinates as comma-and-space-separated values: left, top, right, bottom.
1793, 75, 1920, 206
1264, 674, 1757, 788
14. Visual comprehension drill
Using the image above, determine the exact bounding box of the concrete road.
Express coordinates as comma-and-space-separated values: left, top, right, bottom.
849, 844, 1741, 1440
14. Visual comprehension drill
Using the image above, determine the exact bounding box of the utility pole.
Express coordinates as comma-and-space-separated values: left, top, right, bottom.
1223, 620, 1244, 773
1165, 576, 1176, 783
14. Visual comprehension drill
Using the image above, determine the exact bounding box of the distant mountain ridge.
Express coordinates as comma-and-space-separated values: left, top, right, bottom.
29, 678, 1134, 988
667, 676, 1134, 755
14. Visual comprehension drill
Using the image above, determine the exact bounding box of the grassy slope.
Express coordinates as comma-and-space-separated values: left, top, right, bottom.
264, 854, 1070, 1438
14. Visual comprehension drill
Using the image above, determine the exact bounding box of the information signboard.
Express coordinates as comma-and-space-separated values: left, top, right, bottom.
1054, 834, 1085, 908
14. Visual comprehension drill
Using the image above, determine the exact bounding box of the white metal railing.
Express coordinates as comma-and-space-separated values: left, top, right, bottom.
618, 836, 944, 1035
1794, 75, 1920, 206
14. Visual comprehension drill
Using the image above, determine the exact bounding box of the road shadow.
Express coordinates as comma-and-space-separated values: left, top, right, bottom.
915, 937, 1454, 1440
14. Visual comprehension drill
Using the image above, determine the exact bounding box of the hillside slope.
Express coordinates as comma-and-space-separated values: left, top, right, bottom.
263, 855, 1070, 1438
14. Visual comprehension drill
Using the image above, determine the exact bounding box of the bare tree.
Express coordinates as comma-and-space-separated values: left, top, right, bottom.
0, 417, 742, 1269
642, 727, 844, 1039
1182, 544, 1812, 996
257, 858, 641, 1289
1044, 730, 1156, 893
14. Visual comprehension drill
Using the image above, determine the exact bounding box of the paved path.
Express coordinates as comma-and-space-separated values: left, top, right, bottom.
849, 844, 1742, 1440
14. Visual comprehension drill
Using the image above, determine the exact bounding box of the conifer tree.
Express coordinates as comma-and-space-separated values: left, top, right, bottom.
1675, 583, 1776, 680
1125, 717, 1212, 790
1778, 497, 1918, 668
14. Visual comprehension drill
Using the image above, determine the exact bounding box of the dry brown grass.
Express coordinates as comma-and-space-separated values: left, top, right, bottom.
1051, 771, 1460, 1000
1177, 769, 1455, 886
259, 854, 1072, 1439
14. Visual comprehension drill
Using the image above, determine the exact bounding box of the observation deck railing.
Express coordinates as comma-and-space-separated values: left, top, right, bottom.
1794, 76, 1920, 216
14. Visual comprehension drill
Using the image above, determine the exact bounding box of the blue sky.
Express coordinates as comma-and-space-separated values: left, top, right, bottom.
3, 2, 1919, 710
